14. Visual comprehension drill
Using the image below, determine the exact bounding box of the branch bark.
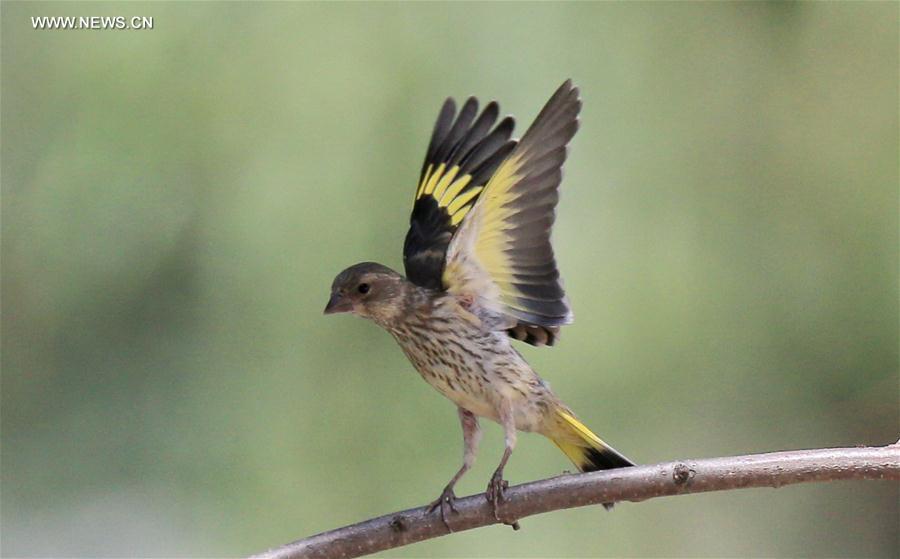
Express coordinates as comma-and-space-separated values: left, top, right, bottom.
251, 443, 900, 559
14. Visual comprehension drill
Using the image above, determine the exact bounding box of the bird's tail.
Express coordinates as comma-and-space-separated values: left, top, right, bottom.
549, 409, 634, 472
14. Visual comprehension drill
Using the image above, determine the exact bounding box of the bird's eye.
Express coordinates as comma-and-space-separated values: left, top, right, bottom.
357, 283, 370, 294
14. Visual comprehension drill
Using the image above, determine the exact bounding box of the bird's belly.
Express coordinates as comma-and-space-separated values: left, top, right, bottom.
415, 363, 498, 420
421, 366, 545, 432
391, 328, 546, 429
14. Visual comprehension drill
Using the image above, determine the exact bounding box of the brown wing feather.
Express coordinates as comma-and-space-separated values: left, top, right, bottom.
443, 80, 581, 346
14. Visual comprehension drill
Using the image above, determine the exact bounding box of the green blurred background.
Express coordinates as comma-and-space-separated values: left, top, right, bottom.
2, 2, 897, 557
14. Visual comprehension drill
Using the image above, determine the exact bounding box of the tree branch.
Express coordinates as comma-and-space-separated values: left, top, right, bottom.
251, 443, 900, 559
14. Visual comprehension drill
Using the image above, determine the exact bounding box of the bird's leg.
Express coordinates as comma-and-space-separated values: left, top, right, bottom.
486, 400, 517, 523
428, 407, 481, 531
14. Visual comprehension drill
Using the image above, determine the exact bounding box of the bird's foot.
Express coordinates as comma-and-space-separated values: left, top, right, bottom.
485, 472, 520, 530
427, 484, 459, 532
485, 470, 509, 520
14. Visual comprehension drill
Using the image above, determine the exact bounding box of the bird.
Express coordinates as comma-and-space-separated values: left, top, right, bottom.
324, 80, 634, 527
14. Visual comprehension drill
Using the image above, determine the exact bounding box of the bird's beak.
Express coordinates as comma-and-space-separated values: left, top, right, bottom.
323, 292, 352, 315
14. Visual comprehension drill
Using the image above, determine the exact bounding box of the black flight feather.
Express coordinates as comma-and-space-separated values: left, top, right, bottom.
404, 95, 517, 290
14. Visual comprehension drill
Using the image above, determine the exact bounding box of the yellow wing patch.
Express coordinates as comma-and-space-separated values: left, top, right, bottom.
454, 154, 534, 315
416, 163, 483, 226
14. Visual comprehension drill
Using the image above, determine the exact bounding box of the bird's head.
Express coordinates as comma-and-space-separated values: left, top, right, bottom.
324, 262, 407, 323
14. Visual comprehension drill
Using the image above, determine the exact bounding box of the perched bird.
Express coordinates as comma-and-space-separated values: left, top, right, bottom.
325, 80, 633, 526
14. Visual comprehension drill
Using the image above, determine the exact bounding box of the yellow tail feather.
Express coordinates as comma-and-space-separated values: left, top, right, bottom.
551, 410, 634, 472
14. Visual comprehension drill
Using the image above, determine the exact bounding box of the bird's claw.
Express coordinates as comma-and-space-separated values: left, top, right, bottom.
427, 485, 459, 532
485, 471, 509, 521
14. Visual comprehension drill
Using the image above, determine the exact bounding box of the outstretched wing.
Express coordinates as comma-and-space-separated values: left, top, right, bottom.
403, 97, 516, 290
443, 80, 580, 346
